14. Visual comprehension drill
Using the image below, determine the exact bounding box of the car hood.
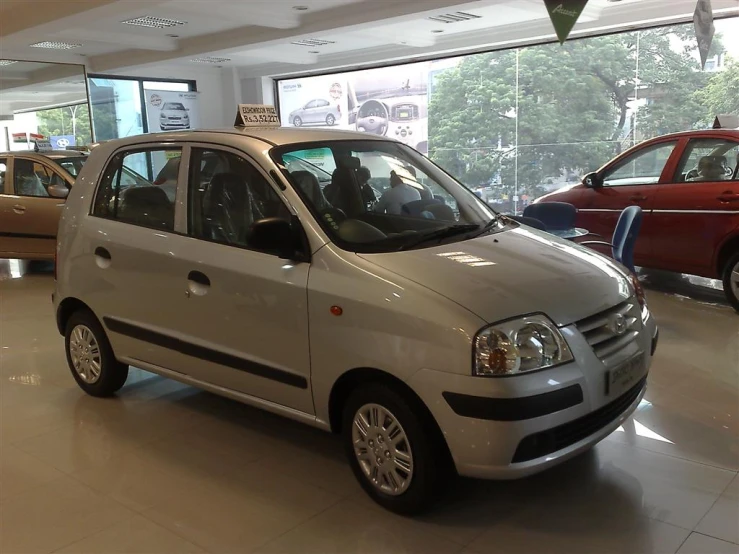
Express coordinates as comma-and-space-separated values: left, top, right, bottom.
358, 227, 632, 327
161, 110, 188, 117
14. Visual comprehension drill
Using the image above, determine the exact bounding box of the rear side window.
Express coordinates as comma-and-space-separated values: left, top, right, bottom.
13, 159, 66, 197
92, 148, 181, 231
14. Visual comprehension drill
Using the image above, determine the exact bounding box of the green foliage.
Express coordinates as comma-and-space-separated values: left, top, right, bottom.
36, 104, 93, 146
428, 22, 735, 202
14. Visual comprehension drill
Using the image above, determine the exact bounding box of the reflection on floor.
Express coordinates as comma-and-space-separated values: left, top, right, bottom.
1, 259, 737, 554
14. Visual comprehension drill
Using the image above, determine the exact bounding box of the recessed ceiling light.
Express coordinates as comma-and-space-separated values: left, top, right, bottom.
309, 50, 320, 54
431, 29, 444, 34
122, 16, 187, 29
291, 38, 335, 47
30, 41, 82, 49
191, 56, 231, 63
0, 60, 18, 66
293, 5, 309, 10
166, 34, 179, 38
427, 11, 482, 24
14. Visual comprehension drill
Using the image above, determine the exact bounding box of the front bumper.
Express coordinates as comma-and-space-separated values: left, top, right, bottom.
409, 309, 658, 480
160, 121, 189, 130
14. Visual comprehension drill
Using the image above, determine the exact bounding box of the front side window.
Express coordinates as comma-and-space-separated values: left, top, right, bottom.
13, 159, 66, 197
271, 140, 499, 253
675, 139, 739, 183
188, 148, 289, 249
602, 141, 677, 187
92, 148, 181, 231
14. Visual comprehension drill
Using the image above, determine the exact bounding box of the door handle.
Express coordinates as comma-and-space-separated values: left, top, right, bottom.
717, 192, 739, 203
629, 195, 648, 203
187, 270, 210, 296
12, 204, 26, 214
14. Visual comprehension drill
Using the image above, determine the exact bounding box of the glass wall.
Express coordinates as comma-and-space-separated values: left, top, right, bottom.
277, 18, 738, 213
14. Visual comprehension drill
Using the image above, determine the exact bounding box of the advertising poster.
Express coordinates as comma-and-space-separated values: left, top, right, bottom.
144, 90, 200, 133
278, 62, 440, 154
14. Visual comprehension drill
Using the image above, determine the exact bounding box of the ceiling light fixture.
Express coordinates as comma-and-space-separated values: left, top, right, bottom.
29, 41, 82, 49
191, 56, 231, 63
0, 60, 19, 66
308, 50, 320, 54
166, 34, 179, 38
122, 16, 187, 29
427, 11, 482, 24
431, 29, 444, 34
291, 38, 335, 47
292, 5, 309, 10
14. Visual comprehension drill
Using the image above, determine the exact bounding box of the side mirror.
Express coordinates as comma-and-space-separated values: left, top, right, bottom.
249, 217, 305, 260
583, 172, 603, 188
48, 184, 69, 198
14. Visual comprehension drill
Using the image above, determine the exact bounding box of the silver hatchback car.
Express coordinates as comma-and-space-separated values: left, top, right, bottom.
54, 126, 658, 514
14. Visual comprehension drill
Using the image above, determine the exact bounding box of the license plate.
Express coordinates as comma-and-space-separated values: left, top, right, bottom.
607, 353, 644, 395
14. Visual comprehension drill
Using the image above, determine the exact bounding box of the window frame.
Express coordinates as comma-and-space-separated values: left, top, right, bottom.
673, 137, 739, 184
90, 144, 183, 233
184, 143, 304, 258
600, 140, 679, 188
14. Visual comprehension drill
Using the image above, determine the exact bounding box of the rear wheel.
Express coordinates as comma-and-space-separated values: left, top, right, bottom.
293, 116, 303, 127
326, 114, 335, 126
722, 252, 739, 313
342, 383, 447, 515
65, 310, 129, 396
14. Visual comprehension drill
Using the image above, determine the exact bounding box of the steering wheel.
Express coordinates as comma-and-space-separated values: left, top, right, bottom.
685, 168, 700, 181
356, 100, 389, 136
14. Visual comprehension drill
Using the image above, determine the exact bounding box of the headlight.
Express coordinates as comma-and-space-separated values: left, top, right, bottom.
473, 315, 573, 377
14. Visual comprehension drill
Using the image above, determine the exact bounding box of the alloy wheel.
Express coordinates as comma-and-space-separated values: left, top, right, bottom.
69, 324, 102, 384
731, 259, 739, 300
352, 403, 414, 496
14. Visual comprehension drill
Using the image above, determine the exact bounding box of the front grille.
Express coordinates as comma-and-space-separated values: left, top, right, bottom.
512, 377, 646, 463
576, 298, 641, 363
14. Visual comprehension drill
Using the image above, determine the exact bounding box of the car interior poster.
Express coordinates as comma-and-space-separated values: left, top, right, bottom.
145, 90, 200, 134
278, 62, 450, 155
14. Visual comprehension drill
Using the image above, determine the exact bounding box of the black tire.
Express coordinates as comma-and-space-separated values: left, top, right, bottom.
293, 116, 302, 127
65, 309, 129, 397
722, 252, 739, 313
342, 383, 448, 515
326, 114, 335, 126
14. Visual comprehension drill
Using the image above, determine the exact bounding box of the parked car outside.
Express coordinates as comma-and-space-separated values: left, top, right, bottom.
536, 129, 739, 311
54, 126, 657, 514
0, 150, 87, 260
289, 99, 340, 127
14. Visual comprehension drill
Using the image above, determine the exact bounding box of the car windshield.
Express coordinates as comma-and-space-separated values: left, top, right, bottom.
163, 102, 185, 110
54, 156, 87, 177
271, 140, 502, 253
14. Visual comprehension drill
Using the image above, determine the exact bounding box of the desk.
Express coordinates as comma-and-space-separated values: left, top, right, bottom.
548, 227, 589, 239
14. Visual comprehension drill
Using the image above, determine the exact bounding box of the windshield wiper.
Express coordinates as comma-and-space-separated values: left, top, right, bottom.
468, 213, 503, 238
397, 224, 480, 251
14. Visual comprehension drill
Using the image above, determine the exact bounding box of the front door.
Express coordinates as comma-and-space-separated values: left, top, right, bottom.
650, 137, 739, 276
579, 140, 679, 263
172, 146, 313, 414
0, 157, 68, 259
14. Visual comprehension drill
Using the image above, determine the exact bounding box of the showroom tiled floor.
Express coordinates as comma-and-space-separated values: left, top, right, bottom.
1, 259, 737, 554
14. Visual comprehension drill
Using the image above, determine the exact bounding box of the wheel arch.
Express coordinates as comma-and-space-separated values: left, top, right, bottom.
56, 297, 94, 335
716, 232, 739, 277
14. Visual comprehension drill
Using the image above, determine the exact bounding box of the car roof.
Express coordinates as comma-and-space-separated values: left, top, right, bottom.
645, 129, 739, 140
92, 126, 396, 149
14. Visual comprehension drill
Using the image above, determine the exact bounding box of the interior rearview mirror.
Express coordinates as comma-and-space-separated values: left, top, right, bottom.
48, 184, 69, 199
249, 217, 302, 260
583, 172, 603, 188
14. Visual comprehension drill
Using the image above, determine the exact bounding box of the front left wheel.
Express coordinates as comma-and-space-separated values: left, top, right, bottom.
326, 114, 335, 126
722, 252, 739, 313
65, 310, 129, 396
342, 383, 448, 515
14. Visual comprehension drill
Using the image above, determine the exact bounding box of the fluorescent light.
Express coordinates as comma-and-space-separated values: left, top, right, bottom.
191, 56, 231, 63
29, 41, 82, 50
291, 38, 336, 47
122, 16, 186, 29
0, 60, 18, 66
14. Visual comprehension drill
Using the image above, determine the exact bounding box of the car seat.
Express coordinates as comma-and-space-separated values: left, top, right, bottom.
118, 186, 174, 230
203, 173, 262, 244
291, 170, 329, 210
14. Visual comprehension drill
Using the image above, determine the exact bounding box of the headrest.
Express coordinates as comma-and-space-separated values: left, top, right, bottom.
122, 186, 170, 205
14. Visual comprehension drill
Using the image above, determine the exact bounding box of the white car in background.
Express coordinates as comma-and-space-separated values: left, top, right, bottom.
159, 102, 190, 130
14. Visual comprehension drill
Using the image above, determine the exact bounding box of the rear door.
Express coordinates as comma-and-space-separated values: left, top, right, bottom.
650, 136, 739, 275
0, 156, 68, 259
578, 139, 680, 262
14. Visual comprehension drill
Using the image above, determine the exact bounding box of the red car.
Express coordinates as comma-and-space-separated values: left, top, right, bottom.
537, 130, 739, 311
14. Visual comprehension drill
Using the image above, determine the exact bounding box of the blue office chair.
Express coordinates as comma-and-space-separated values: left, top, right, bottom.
523, 202, 577, 231
580, 205, 643, 272
508, 215, 548, 231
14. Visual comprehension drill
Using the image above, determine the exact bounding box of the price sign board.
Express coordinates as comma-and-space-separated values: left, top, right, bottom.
234, 104, 280, 128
